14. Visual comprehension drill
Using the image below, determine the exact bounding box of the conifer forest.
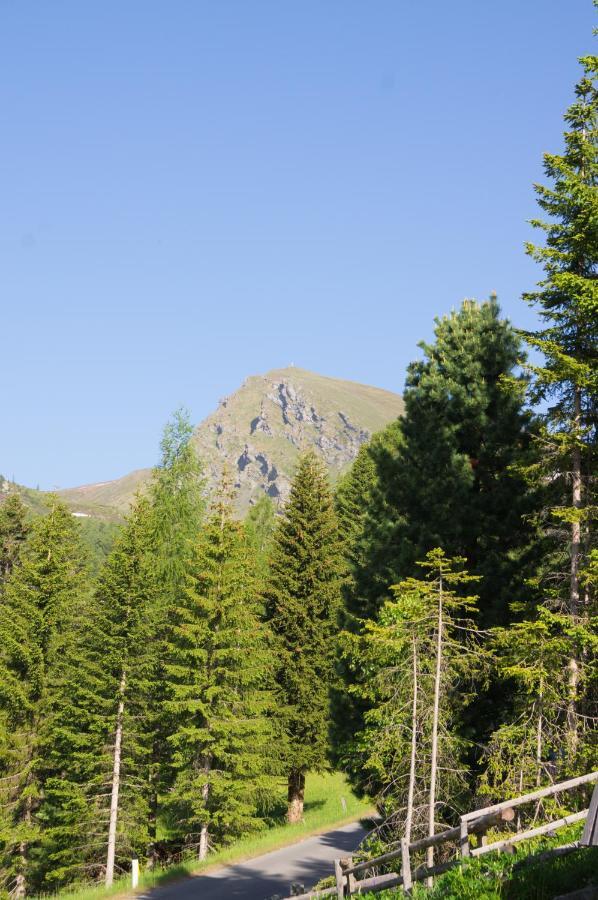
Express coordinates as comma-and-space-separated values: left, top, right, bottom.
0, 25, 597, 900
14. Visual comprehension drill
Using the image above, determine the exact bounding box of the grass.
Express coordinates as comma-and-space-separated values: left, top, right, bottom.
361, 822, 598, 900
39, 771, 374, 900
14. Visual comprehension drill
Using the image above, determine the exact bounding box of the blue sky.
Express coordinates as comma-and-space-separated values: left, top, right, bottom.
1, 1, 595, 489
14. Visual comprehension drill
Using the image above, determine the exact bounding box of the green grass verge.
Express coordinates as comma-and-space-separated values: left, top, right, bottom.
38, 772, 374, 900
361, 823, 598, 900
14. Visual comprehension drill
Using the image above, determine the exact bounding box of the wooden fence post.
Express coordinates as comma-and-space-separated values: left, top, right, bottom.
334, 858, 344, 899
459, 819, 470, 857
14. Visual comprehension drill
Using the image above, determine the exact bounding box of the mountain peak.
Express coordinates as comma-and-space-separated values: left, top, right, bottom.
57, 369, 403, 518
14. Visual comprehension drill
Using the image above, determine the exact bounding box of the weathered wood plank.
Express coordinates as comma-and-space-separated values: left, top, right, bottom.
471, 810, 588, 857
580, 781, 598, 846
462, 771, 598, 822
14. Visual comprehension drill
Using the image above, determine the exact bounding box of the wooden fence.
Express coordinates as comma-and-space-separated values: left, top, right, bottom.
284, 770, 598, 898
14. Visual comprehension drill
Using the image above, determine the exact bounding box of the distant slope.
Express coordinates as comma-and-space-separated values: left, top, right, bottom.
56, 367, 404, 517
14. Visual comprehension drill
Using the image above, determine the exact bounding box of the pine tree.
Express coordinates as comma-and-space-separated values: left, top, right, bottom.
0, 498, 87, 897
264, 452, 342, 823
0, 495, 29, 583
164, 483, 277, 858
521, 54, 598, 759
387, 298, 536, 628
341, 299, 536, 631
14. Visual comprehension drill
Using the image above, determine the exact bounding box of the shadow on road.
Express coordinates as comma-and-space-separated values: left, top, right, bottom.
145, 821, 369, 900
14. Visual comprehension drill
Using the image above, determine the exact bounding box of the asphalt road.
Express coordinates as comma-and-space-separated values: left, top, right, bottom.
142, 820, 367, 900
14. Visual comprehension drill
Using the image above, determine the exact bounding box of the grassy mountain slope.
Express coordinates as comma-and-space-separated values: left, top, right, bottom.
56, 367, 404, 517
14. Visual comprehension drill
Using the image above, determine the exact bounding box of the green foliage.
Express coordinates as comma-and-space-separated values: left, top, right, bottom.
265, 452, 343, 781
364, 824, 598, 899
0, 498, 88, 895
343, 298, 537, 633
244, 494, 276, 581
0, 495, 29, 582
76, 518, 120, 576
482, 605, 597, 801
164, 484, 278, 851
523, 55, 598, 412
343, 550, 484, 839
147, 407, 206, 600
35, 497, 159, 888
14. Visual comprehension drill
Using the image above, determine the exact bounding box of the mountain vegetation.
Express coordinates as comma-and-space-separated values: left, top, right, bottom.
55, 367, 404, 518
0, 36, 595, 900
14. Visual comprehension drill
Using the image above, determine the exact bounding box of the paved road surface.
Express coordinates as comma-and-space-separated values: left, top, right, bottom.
143, 821, 367, 900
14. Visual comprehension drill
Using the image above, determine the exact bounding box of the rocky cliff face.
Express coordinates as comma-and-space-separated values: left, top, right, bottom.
57, 367, 404, 517
191, 367, 403, 512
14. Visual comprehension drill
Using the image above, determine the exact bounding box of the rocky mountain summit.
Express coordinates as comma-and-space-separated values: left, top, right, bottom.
57, 367, 404, 517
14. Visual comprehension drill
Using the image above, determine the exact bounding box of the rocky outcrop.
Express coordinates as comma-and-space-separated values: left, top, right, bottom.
56, 367, 404, 518
191, 367, 404, 512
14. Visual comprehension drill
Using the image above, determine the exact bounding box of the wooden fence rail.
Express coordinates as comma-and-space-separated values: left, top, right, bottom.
284, 770, 598, 899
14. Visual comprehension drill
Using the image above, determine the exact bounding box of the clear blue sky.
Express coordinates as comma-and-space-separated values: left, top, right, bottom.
1, 1, 594, 489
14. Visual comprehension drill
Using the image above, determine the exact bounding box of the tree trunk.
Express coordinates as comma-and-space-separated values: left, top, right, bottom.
198, 757, 211, 861
13, 792, 32, 900
287, 769, 306, 824
146, 766, 157, 870
536, 698, 543, 788
105, 670, 126, 887
405, 635, 418, 845
567, 386, 582, 758
427, 576, 443, 885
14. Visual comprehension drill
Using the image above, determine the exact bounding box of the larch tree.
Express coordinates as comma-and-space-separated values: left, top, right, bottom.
264, 452, 342, 823
343, 550, 483, 859
142, 409, 206, 864
164, 482, 277, 859
244, 493, 276, 583
521, 54, 597, 761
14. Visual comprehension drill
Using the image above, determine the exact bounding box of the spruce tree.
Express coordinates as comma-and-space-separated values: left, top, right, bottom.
521, 54, 597, 758
164, 483, 277, 858
481, 608, 584, 802
36, 497, 158, 889
0, 498, 87, 897
264, 452, 342, 823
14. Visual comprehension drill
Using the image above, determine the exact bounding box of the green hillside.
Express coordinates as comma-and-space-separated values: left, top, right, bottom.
56, 367, 403, 517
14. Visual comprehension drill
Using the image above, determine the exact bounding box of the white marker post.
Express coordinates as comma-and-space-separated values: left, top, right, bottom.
131, 855, 139, 889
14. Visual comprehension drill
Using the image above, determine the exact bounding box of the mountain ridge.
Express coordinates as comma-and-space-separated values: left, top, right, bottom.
56, 367, 404, 518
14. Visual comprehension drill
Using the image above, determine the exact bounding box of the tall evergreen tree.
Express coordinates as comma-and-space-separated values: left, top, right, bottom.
35, 497, 158, 889
335, 424, 403, 624
0, 495, 29, 583
343, 298, 537, 630
264, 452, 342, 823
521, 54, 597, 758
0, 499, 87, 897
142, 409, 206, 865
164, 483, 277, 858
